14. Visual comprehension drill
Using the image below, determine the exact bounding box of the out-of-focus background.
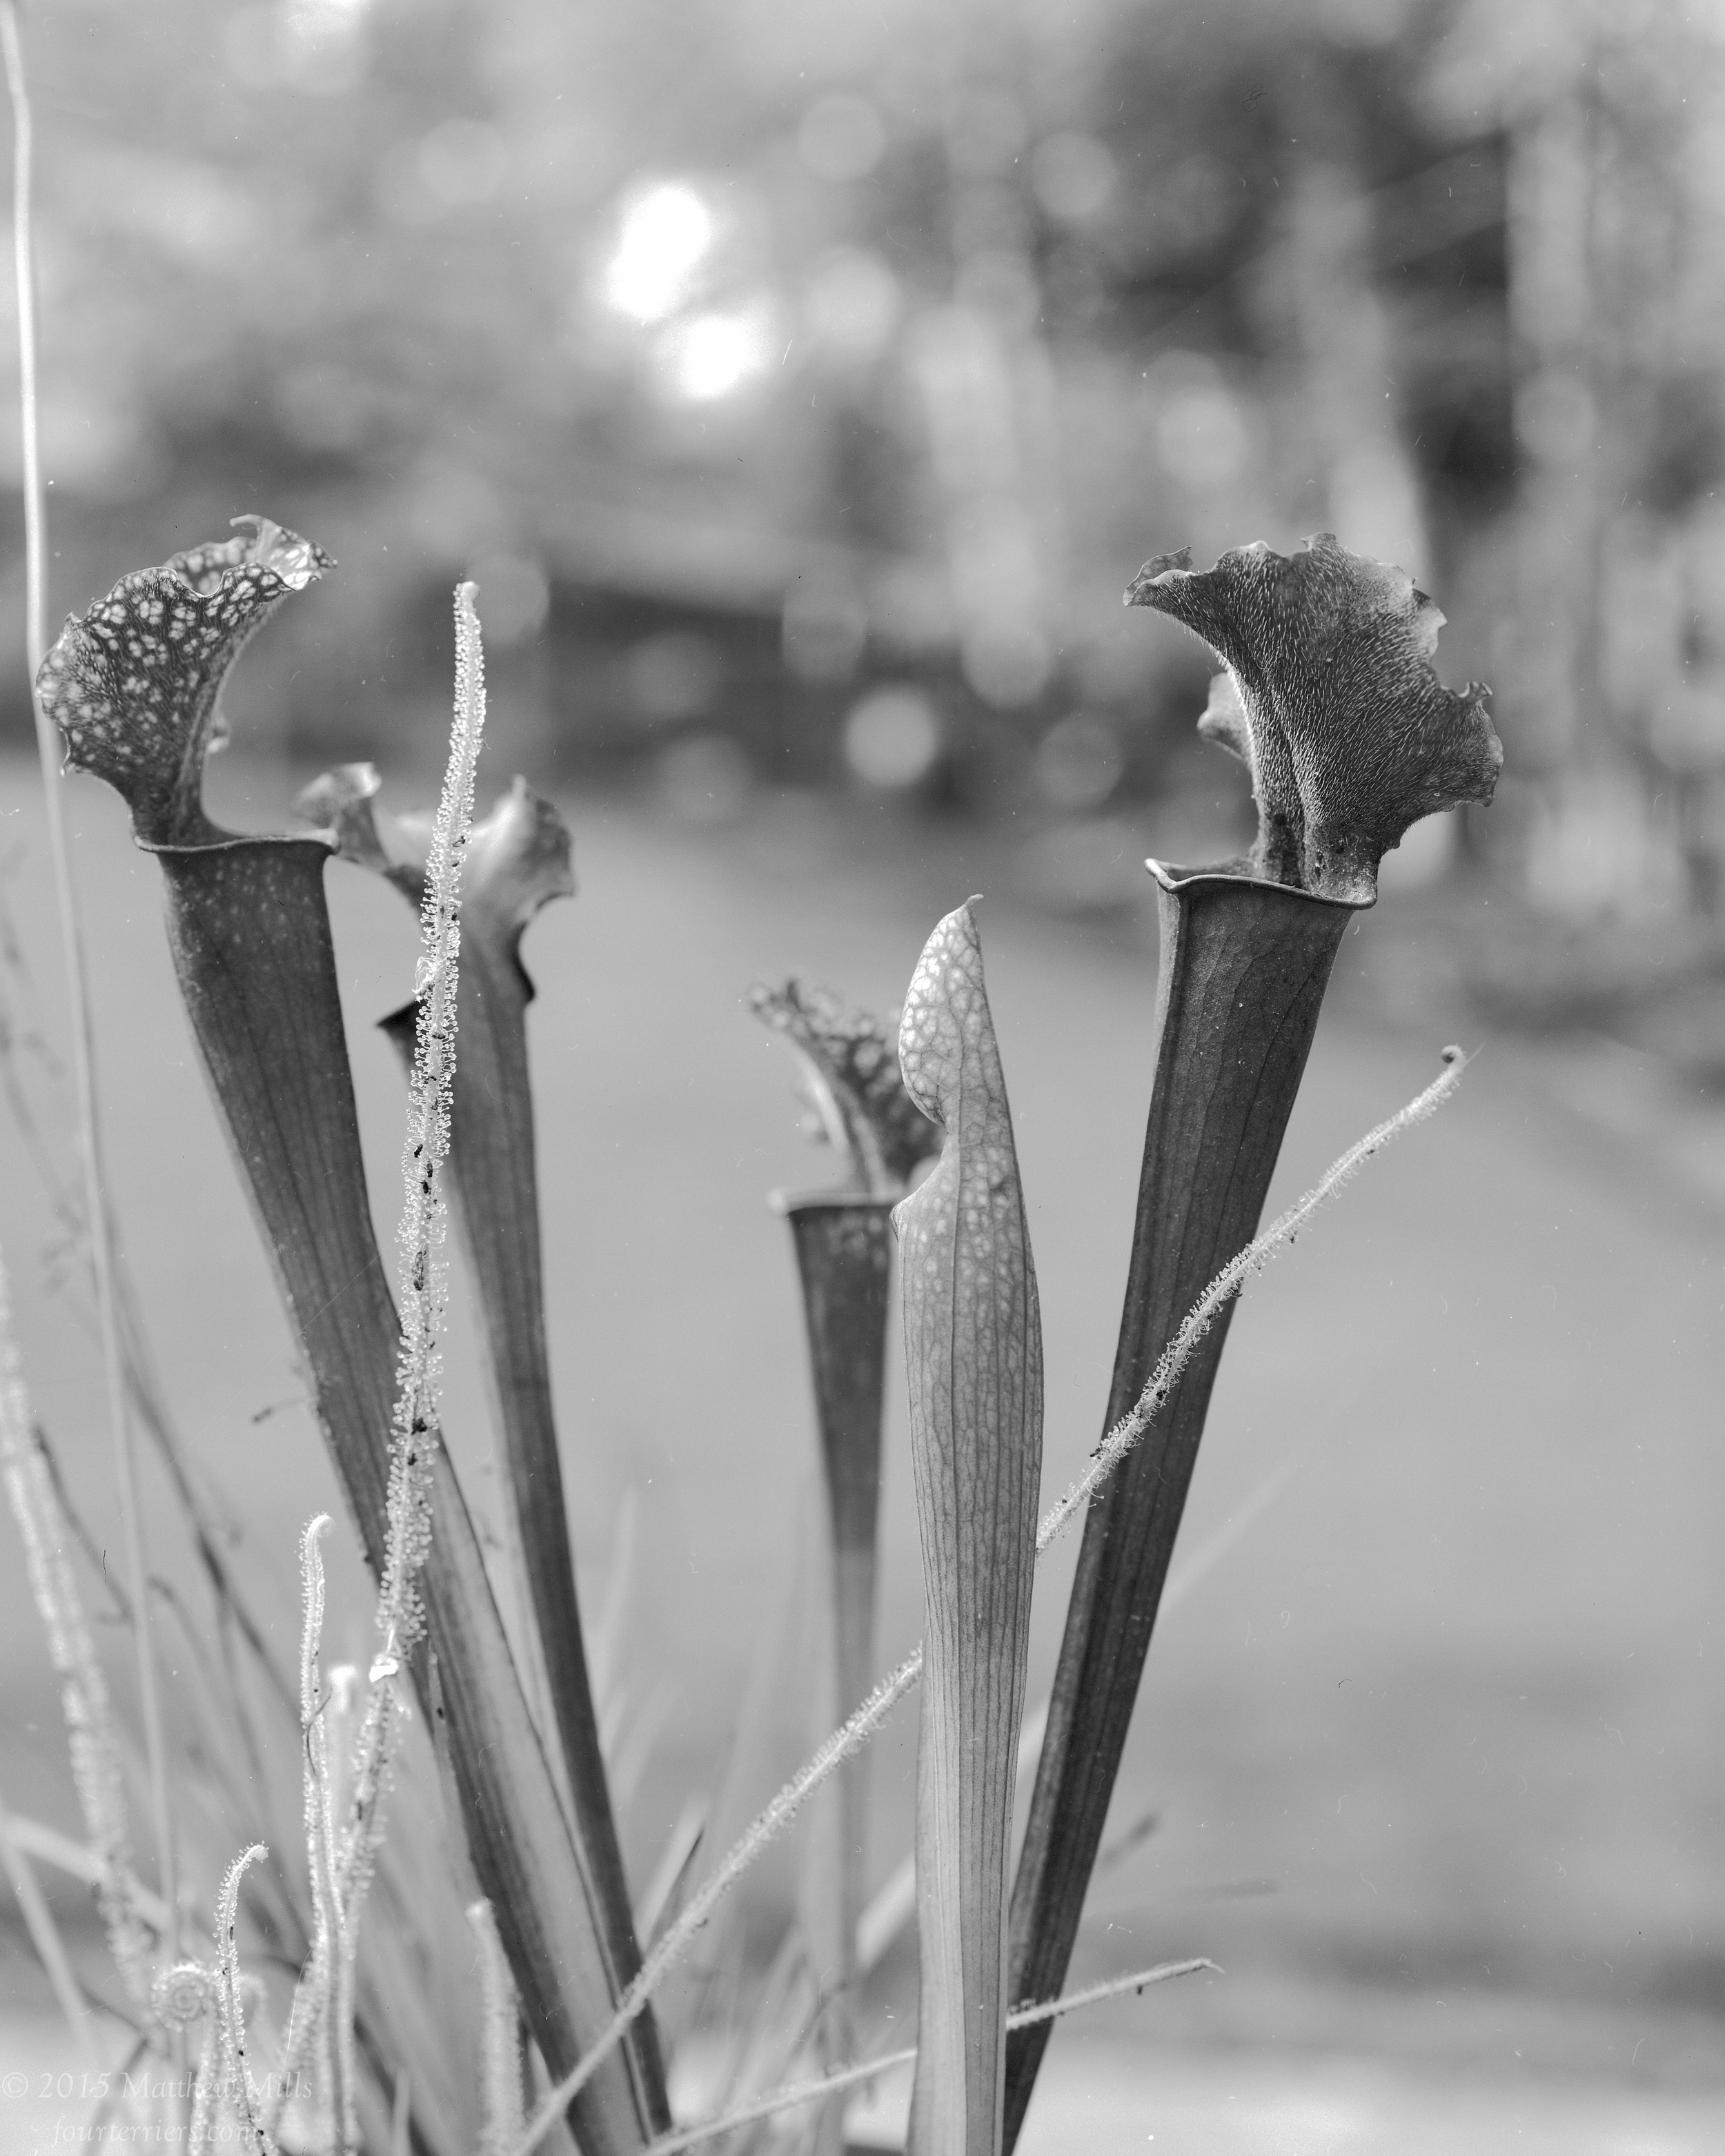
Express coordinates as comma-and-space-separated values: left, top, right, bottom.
12, 0, 1725, 959
1, 0, 1723, 2148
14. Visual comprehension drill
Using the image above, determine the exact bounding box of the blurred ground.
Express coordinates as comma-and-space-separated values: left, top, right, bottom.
0, 751, 1720, 2144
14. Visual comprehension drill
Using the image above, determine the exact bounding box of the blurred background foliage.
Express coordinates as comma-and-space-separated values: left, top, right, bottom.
7, 0, 1725, 960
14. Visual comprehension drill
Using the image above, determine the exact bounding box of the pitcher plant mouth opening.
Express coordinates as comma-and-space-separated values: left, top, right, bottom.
1145, 856, 1377, 907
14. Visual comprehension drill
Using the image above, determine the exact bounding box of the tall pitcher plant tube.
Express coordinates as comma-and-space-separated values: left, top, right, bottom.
38, 520, 667, 2154
896, 902, 1043, 2156
300, 760, 644, 2026
773, 1195, 894, 1970
1004, 535, 1501, 2146
751, 976, 941, 2001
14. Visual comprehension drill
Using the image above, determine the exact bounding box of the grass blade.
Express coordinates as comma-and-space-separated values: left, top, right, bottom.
639, 1957, 1218, 2156
0, 1790, 97, 2066
1, 0, 179, 1975
894, 898, 1043, 2156
0, 1238, 153, 2010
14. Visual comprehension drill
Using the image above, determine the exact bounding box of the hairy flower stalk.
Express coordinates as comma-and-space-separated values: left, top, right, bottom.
1001, 535, 1501, 2146
214, 1845, 270, 2153
331, 584, 485, 2151
266, 1515, 346, 2148
378, 583, 484, 1683
470, 1899, 526, 2156
41, 523, 667, 2153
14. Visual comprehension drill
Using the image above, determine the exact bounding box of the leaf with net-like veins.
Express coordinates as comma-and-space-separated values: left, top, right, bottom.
894, 899, 1043, 2156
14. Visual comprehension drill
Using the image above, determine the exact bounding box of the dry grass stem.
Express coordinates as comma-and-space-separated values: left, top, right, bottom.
0, 1238, 152, 2007
0, 0, 179, 1962
0, 1790, 97, 2064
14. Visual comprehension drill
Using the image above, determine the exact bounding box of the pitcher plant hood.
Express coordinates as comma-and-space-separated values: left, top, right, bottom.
1127, 532, 1502, 903
40, 516, 331, 849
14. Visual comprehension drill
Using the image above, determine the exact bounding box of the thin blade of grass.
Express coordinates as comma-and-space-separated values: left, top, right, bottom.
1, 0, 178, 1972
0, 1242, 153, 2009
635, 1797, 706, 1948
638, 1957, 1219, 2156
0, 1790, 97, 2065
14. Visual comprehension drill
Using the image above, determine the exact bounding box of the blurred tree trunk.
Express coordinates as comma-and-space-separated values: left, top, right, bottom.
1283, 161, 1431, 584
1506, 83, 1605, 780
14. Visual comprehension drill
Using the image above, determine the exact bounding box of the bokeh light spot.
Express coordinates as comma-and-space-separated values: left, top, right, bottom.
843, 686, 943, 788
656, 309, 773, 403
1036, 711, 1124, 811
962, 620, 1052, 709
604, 183, 714, 324
1150, 354, 1250, 489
